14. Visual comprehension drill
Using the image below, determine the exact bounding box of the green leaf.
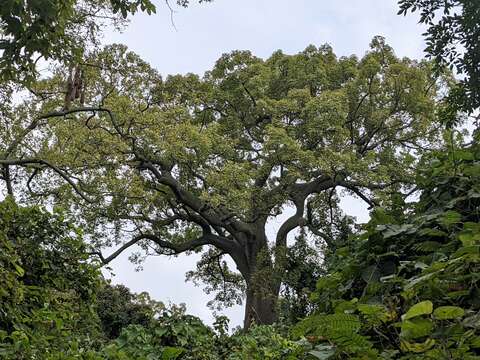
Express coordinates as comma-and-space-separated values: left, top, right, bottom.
361, 265, 381, 283
470, 336, 480, 348
13, 263, 24, 277
400, 318, 433, 339
433, 306, 464, 320
458, 232, 477, 246
382, 224, 415, 238
402, 301, 433, 321
155, 327, 168, 338
161, 346, 184, 360
455, 149, 475, 160
439, 211, 462, 226
400, 338, 435, 353
458, 222, 480, 246
358, 304, 386, 316
453, 245, 480, 258
309, 344, 335, 359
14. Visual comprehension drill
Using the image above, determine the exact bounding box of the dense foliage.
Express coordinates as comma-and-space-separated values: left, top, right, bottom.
0, 0, 156, 83
292, 135, 480, 358
0, 198, 102, 358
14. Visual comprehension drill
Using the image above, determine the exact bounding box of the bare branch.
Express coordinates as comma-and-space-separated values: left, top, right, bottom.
95, 232, 229, 265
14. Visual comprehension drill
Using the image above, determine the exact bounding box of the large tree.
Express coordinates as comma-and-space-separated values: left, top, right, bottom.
0, 0, 213, 83
0, 38, 445, 327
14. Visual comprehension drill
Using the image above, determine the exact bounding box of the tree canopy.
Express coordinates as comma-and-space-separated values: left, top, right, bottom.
1, 36, 447, 326
1, 0, 480, 358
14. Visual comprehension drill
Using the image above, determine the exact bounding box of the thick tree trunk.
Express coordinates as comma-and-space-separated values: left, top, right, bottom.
231, 224, 285, 329
243, 285, 279, 329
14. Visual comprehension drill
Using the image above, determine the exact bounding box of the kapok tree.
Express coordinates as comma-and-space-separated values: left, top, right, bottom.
1, 37, 445, 327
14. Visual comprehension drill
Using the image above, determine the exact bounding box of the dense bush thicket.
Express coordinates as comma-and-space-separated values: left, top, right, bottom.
0, 198, 102, 358
292, 135, 480, 359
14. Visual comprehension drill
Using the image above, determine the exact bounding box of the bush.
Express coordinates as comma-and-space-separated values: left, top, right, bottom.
293, 139, 480, 359
0, 198, 102, 358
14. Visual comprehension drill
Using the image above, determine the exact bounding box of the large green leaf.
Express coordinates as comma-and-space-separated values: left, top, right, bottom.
400, 318, 433, 339
161, 346, 185, 360
309, 344, 335, 359
402, 301, 433, 321
439, 211, 462, 227
433, 306, 464, 320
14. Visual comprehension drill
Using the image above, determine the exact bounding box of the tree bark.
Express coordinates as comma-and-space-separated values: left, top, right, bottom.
243, 283, 279, 329
240, 230, 282, 329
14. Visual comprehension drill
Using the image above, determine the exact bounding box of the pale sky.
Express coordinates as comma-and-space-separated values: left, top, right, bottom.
102, 0, 428, 328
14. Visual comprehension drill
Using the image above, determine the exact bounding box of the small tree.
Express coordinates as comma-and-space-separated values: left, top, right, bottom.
1, 38, 445, 327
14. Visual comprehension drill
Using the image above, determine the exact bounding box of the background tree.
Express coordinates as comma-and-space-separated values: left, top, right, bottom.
277, 229, 323, 326
97, 283, 162, 339
1, 38, 445, 327
398, 0, 480, 118
0, 0, 214, 84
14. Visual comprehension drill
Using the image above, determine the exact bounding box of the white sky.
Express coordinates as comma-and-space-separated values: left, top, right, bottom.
102, 0, 428, 329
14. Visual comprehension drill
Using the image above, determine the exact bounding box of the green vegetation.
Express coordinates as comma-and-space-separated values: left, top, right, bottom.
292, 136, 480, 358
0, 0, 479, 358
0, 0, 155, 83
398, 0, 480, 115
0, 198, 102, 358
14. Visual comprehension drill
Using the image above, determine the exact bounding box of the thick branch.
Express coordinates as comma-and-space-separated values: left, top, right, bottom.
0, 158, 93, 202
275, 196, 306, 248
94, 231, 247, 273
94, 233, 214, 264
138, 161, 254, 236
338, 180, 379, 208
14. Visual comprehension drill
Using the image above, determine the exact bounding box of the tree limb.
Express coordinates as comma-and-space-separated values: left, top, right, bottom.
0, 158, 93, 202
94, 231, 235, 265
138, 160, 254, 236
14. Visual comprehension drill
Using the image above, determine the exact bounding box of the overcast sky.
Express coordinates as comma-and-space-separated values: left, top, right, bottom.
103, 0, 427, 329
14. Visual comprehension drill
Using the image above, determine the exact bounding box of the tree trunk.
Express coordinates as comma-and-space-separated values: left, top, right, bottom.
243, 285, 279, 329
232, 225, 284, 329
